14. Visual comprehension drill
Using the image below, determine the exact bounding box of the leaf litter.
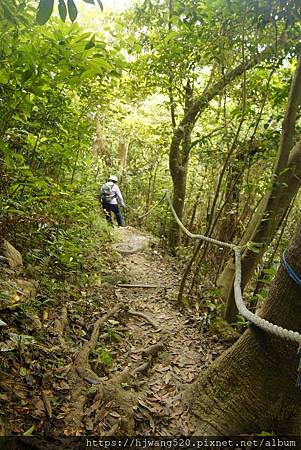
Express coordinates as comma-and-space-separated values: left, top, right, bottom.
0, 226, 229, 438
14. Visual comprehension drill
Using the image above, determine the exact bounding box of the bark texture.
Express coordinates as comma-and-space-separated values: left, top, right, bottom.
186, 221, 301, 435
221, 137, 301, 323
168, 34, 288, 248
220, 52, 301, 322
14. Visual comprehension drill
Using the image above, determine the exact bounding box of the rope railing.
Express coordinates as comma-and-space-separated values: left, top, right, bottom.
137, 193, 167, 221
164, 191, 301, 344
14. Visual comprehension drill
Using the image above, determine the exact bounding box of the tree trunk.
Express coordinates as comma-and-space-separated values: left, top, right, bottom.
185, 221, 301, 435
168, 34, 287, 249
221, 142, 301, 322
169, 80, 193, 248
119, 139, 128, 174
220, 52, 301, 323
169, 148, 188, 249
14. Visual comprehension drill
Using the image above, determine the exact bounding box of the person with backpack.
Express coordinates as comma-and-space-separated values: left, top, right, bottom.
99, 175, 126, 227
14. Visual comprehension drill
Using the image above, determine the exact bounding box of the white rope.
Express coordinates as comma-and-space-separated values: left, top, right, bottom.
138, 193, 167, 220
165, 191, 301, 344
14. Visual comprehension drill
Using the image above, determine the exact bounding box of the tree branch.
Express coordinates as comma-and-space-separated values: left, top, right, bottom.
275, 51, 301, 175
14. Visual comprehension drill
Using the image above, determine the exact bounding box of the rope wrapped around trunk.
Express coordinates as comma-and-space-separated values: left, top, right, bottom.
164, 191, 301, 344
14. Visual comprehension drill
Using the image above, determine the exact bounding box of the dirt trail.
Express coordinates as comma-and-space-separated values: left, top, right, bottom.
1, 226, 227, 441
111, 227, 224, 435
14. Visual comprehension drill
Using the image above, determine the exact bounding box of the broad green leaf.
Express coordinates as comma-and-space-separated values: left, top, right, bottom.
0, 140, 7, 151
79, 69, 97, 79
91, 58, 112, 71
22, 69, 34, 82
80, 58, 112, 79
98, 349, 112, 366
82, 0, 95, 4
0, 70, 10, 84
23, 424, 35, 436
58, 0, 67, 21
67, 0, 78, 22
85, 35, 95, 50
36, 0, 54, 25
165, 31, 179, 42
25, 86, 44, 97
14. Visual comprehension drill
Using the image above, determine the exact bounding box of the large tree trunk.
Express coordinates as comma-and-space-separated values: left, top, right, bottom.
219, 52, 301, 323
168, 34, 288, 248
221, 142, 301, 322
169, 80, 193, 248
185, 221, 301, 435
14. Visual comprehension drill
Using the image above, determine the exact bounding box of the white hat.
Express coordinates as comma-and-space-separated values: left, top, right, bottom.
109, 175, 118, 182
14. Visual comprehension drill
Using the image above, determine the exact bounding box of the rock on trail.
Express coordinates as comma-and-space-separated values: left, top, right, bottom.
112, 226, 154, 254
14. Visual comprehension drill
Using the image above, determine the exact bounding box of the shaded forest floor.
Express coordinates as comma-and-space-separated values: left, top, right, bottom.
1, 226, 230, 442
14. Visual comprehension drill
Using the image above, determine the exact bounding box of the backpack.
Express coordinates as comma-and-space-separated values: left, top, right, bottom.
100, 182, 116, 202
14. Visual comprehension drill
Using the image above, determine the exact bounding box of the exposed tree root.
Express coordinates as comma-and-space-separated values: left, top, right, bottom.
64, 302, 130, 434
64, 292, 168, 436
142, 340, 165, 357
75, 302, 124, 384
128, 309, 161, 330
52, 305, 68, 348
64, 297, 165, 435
131, 357, 152, 375
87, 340, 164, 434
117, 283, 169, 288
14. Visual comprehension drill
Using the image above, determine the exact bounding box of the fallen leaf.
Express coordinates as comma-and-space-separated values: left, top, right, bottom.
23, 424, 35, 436
164, 372, 171, 384
19, 367, 28, 377
109, 411, 121, 418
41, 390, 52, 418
15, 407, 30, 414
0, 393, 9, 401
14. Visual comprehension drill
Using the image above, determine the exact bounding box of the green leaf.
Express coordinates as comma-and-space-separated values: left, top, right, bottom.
4, 208, 25, 215
80, 69, 98, 79
95, 0, 103, 11
85, 35, 95, 50
98, 349, 112, 366
36, 0, 54, 25
3, 3, 17, 23
23, 424, 35, 436
25, 86, 44, 97
82, 0, 95, 4
22, 69, 34, 82
246, 241, 263, 253
58, 0, 67, 21
91, 58, 112, 71
0, 70, 10, 84
67, 0, 78, 22
19, 367, 28, 376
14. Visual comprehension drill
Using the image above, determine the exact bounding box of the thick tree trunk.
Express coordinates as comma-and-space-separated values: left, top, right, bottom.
169, 142, 189, 248
221, 142, 301, 322
220, 52, 301, 322
186, 221, 301, 435
169, 81, 193, 248
168, 34, 287, 249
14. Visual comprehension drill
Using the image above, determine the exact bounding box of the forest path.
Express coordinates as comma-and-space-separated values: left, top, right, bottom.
1, 226, 228, 440
110, 226, 223, 435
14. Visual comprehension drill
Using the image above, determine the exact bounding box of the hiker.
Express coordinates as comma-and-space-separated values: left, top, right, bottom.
99, 175, 126, 227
